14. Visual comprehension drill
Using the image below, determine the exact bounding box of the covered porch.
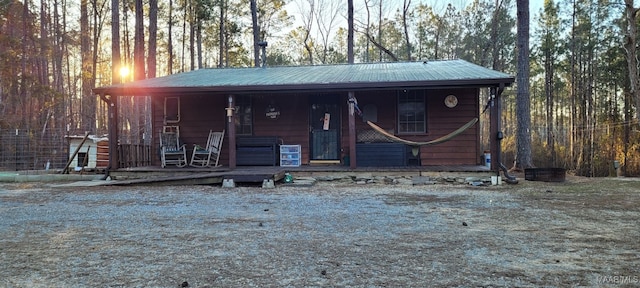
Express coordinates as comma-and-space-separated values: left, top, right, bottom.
93, 60, 515, 182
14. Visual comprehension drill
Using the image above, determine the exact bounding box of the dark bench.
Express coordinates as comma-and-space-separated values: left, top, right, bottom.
236, 136, 279, 166
356, 143, 408, 167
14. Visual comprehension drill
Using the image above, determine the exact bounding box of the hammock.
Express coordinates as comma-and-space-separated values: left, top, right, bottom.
366, 117, 478, 147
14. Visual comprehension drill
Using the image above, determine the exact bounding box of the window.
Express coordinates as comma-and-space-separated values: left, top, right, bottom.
397, 90, 426, 133
235, 95, 253, 135
164, 97, 180, 123
77, 152, 88, 167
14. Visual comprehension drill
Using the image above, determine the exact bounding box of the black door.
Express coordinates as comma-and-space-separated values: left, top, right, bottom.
309, 95, 340, 161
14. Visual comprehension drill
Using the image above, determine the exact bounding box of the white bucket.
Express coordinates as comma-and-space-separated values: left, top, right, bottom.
484, 152, 491, 168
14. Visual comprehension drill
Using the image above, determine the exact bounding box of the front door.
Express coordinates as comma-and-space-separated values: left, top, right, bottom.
309, 94, 341, 161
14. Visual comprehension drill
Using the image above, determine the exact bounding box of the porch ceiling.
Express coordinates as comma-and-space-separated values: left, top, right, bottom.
94, 59, 514, 96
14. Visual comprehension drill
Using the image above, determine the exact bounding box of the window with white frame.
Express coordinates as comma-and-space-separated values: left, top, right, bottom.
397, 90, 426, 133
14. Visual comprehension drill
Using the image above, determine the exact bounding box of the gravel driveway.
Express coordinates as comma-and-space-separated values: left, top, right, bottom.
1, 178, 639, 287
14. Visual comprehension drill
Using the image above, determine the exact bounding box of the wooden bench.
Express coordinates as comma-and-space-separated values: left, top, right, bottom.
236, 136, 279, 166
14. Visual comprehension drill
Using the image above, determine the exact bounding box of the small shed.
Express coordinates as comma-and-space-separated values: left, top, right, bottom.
67, 135, 109, 169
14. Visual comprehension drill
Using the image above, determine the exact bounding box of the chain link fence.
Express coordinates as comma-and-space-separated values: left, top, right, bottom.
0, 128, 152, 172
0, 128, 69, 171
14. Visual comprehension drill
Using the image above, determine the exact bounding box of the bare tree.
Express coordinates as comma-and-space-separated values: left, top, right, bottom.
295, 0, 315, 64
314, 0, 340, 63
356, 0, 398, 62
401, 0, 412, 60
362, 0, 372, 62
360, 31, 399, 61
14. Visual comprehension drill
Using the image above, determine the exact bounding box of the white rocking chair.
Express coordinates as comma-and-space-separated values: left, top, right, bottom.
190, 130, 225, 167
160, 126, 187, 168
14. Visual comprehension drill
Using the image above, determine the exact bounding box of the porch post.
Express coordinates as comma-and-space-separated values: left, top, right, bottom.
108, 94, 119, 170
489, 87, 499, 173
227, 95, 236, 169
348, 91, 357, 169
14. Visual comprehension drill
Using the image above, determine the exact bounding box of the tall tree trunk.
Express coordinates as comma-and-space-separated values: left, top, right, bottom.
111, 0, 120, 84
53, 0, 65, 132
134, 0, 145, 144
250, 0, 260, 67
181, 0, 187, 71
39, 0, 49, 88
134, 0, 145, 80
624, 91, 631, 176
434, 18, 440, 60
545, 52, 555, 166
348, 0, 354, 64
168, 0, 173, 74
21, 0, 29, 128
146, 0, 157, 145
218, 0, 225, 67
490, 0, 504, 70
377, 0, 382, 61
92, 0, 106, 132
514, 0, 533, 169
569, 0, 577, 170
624, 0, 640, 123
80, 0, 95, 132
148, 0, 157, 78
197, 19, 203, 69
122, 0, 130, 71
189, 3, 195, 70
38, 0, 49, 137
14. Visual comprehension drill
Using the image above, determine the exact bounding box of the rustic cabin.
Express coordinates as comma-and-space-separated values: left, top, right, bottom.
93, 60, 514, 175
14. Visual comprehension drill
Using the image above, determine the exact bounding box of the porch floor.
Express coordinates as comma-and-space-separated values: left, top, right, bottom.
106, 165, 494, 186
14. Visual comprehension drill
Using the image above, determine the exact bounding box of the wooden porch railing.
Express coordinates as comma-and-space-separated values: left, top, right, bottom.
118, 144, 152, 168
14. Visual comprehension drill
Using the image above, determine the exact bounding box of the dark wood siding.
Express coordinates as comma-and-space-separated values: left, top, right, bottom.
423, 88, 479, 165
152, 94, 228, 166
344, 88, 480, 166
251, 93, 310, 164
150, 87, 480, 167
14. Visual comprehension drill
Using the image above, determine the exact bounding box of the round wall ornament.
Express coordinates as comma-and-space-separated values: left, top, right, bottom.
444, 94, 458, 108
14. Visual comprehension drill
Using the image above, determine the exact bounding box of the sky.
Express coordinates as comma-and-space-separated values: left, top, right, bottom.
278, 0, 545, 45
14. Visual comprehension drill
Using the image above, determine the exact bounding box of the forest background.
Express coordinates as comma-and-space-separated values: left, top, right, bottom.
0, 0, 639, 177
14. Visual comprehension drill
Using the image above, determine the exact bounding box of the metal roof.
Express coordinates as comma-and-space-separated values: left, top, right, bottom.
93, 59, 514, 96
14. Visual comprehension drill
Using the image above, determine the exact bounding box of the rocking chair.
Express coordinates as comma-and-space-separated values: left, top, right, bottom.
190, 130, 225, 167
160, 126, 187, 168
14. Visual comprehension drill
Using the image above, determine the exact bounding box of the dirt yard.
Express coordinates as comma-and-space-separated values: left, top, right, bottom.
0, 176, 639, 287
